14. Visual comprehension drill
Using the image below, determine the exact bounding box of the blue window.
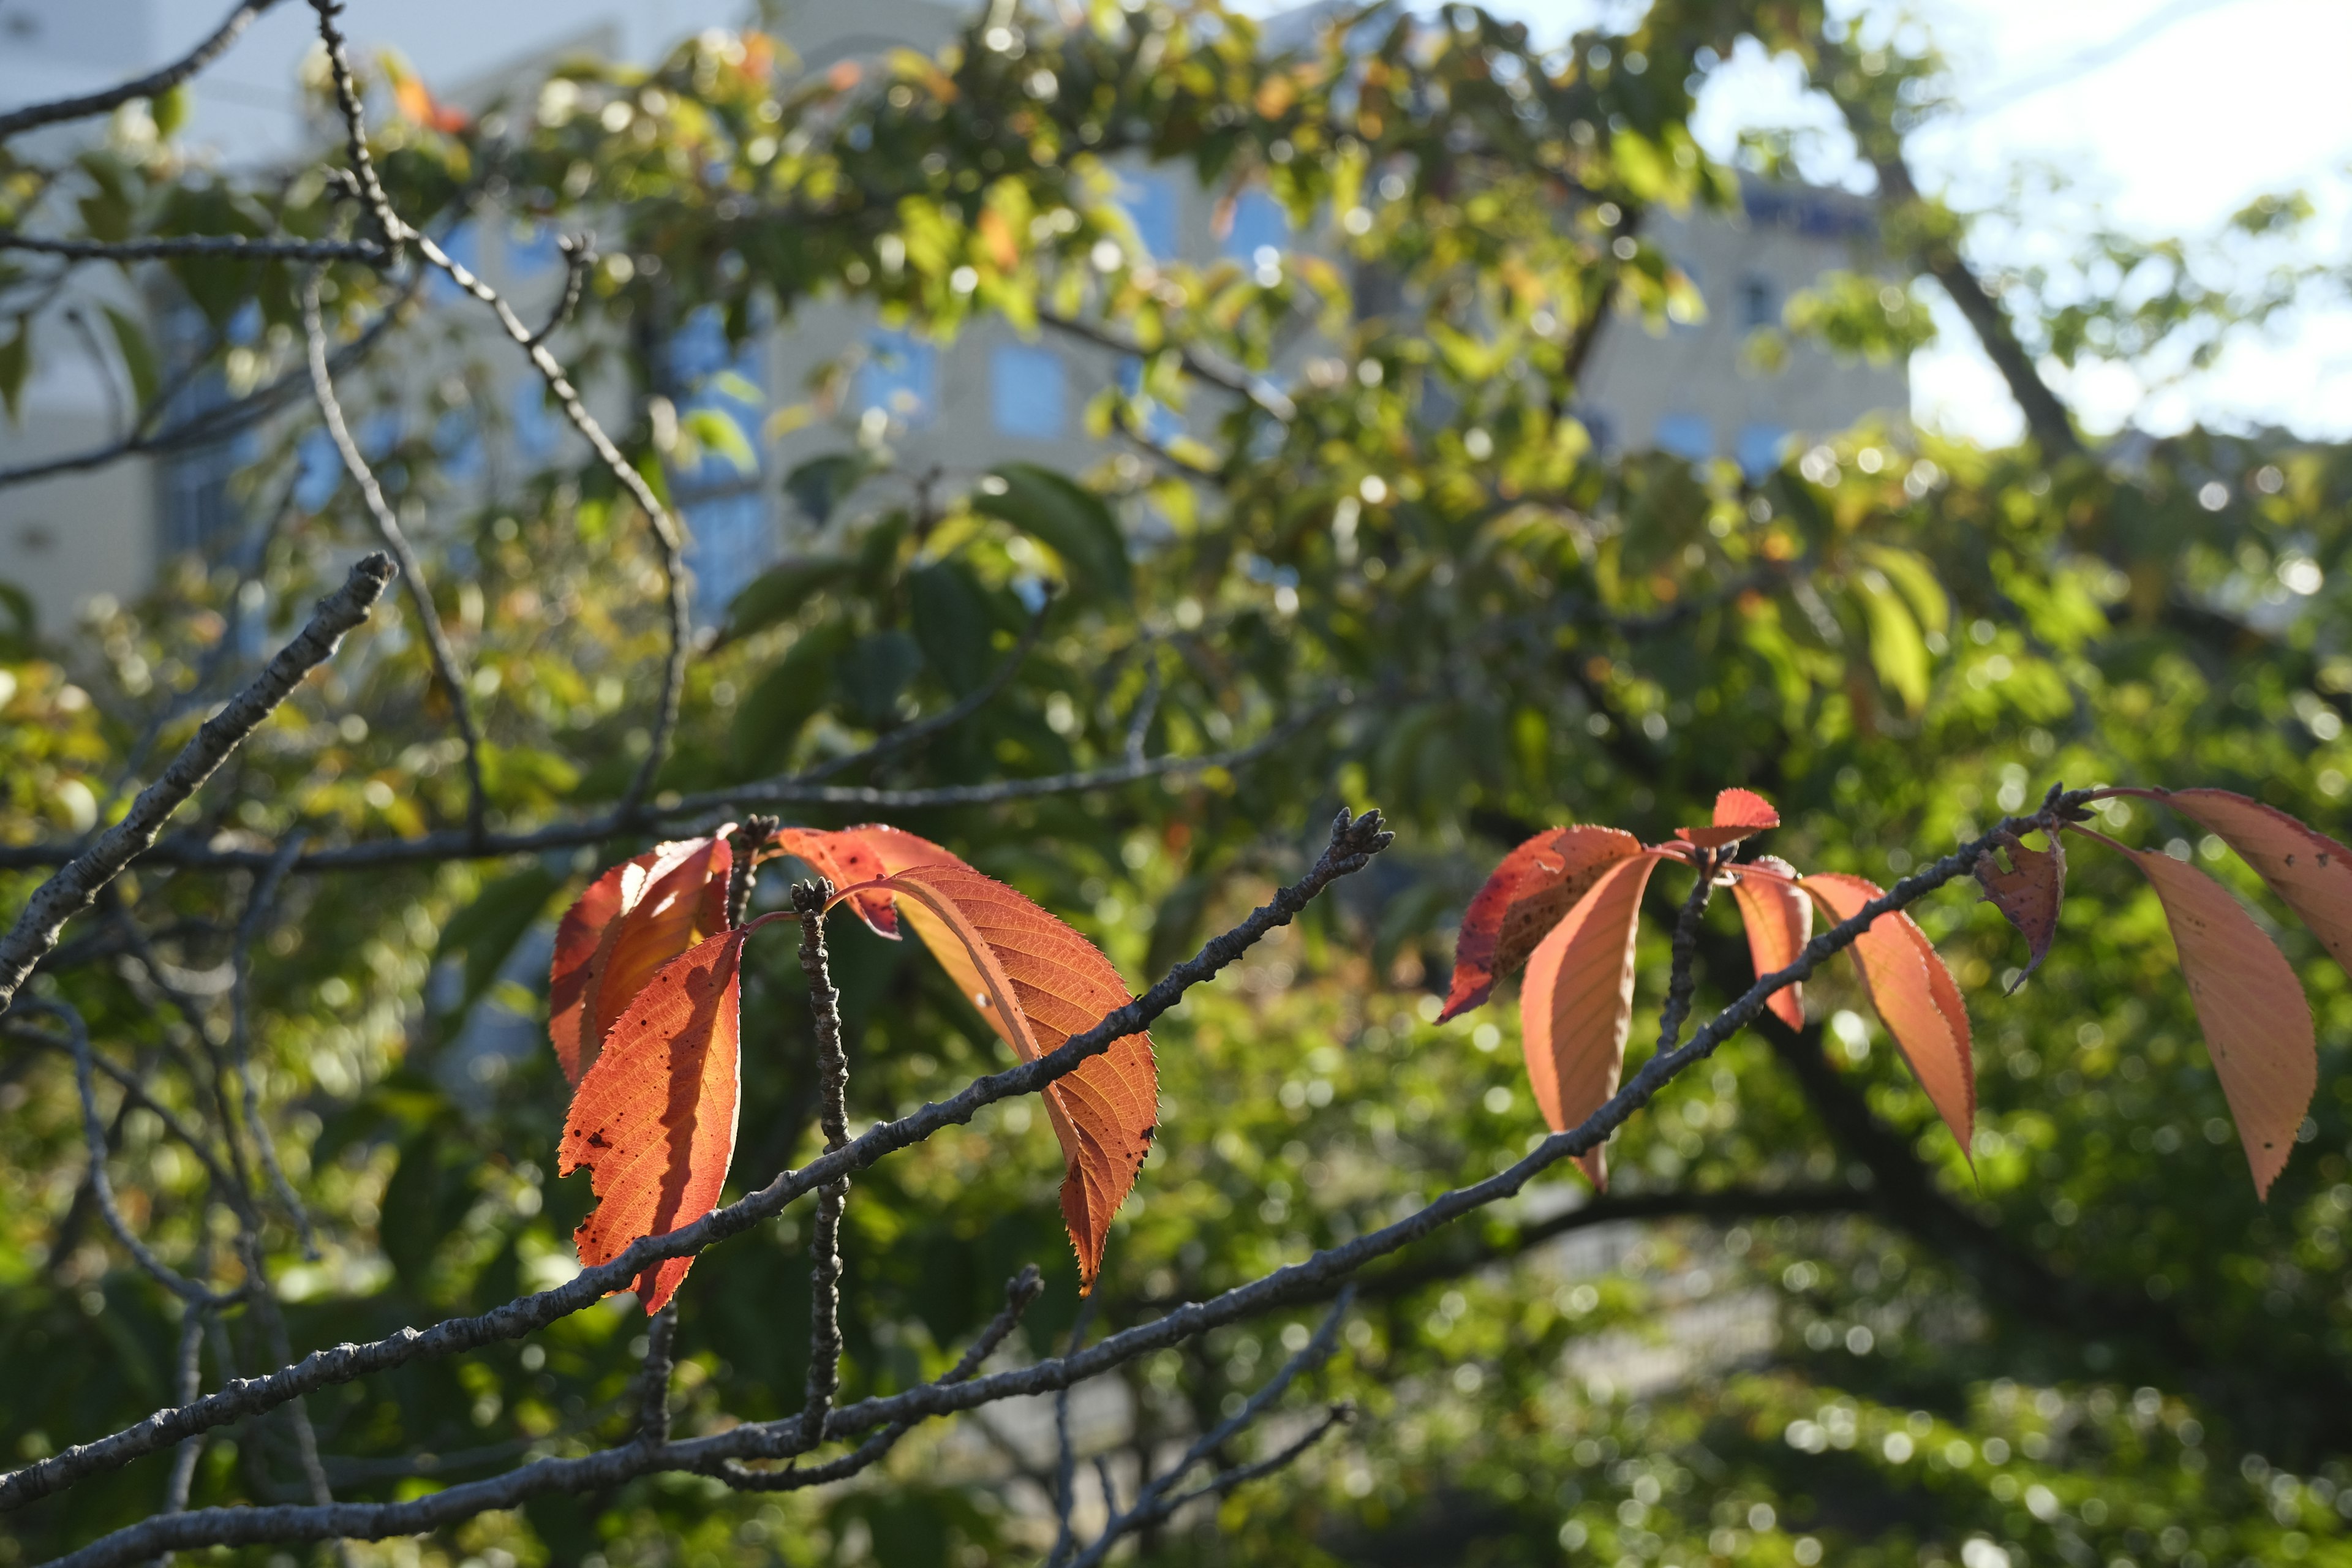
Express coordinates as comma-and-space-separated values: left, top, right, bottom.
990, 342, 1067, 440
854, 328, 937, 426
507, 221, 560, 277
1118, 173, 1180, 260
293, 429, 342, 510
435, 409, 484, 483
511, 380, 557, 462
1736, 423, 1790, 478
1221, 189, 1290, 265
684, 491, 772, 622
1654, 413, 1713, 461
428, 222, 478, 303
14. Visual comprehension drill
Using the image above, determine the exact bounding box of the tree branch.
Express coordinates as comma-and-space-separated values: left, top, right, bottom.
302, 277, 488, 840
0, 553, 395, 1012
0, 809, 1392, 1513
0, 0, 287, 138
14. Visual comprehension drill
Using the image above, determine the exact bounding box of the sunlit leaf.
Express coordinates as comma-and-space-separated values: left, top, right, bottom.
1440, 826, 1646, 1022
1802, 873, 1974, 1160
1728, 856, 1811, 1030
1518, 853, 1662, 1189
548, 832, 735, 1084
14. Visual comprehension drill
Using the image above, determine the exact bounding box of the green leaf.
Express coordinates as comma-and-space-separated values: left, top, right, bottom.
726, 555, 855, 641
1861, 544, 1950, 636
733, 619, 852, 777
972, 463, 1132, 601
837, 629, 922, 725
100, 305, 160, 410
908, 560, 997, 696
0, 324, 26, 424
680, 405, 756, 473
786, 451, 882, 524
434, 867, 562, 1015
152, 84, 189, 139
1855, 569, 1930, 712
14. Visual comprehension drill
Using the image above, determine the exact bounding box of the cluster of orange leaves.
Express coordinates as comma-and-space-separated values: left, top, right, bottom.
545, 824, 1155, 1312
541, 786, 2342, 1317
1442, 786, 2339, 1199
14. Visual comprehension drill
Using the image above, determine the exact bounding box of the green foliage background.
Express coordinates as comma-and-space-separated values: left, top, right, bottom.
1, 2, 2349, 1566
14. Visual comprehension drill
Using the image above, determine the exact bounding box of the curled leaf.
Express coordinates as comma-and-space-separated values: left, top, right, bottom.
1518, 854, 1663, 1189
1675, 787, 1782, 849
1440, 826, 1645, 1021
850, 859, 1156, 1292
2113, 844, 2316, 1199
1728, 857, 1812, 1030
1802, 873, 1975, 1162
1977, 829, 2066, 990
548, 831, 736, 1084
559, 926, 752, 1313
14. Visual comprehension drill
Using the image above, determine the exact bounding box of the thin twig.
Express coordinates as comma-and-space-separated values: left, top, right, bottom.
0, 695, 1340, 875
0, 0, 289, 140
636, 1304, 679, 1446
795, 879, 850, 1449
302, 276, 488, 839
0, 553, 395, 1011
230, 832, 318, 1256
36, 1000, 233, 1307
708, 1264, 1044, 1493
0, 233, 386, 263
529, 235, 595, 346
1044, 1290, 1103, 1567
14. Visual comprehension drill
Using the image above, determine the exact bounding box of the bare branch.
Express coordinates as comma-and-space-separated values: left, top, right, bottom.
230, 832, 318, 1256
709, 1264, 1044, 1494
37, 1000, 235, 1307
302, 276, 488, 839
1070, 1287, 1354, 1567
0, 552, 396, 1011
0, 0, 287, 139
0, 693, 1337, 875
636, 1303, 679, 1447
528, 235, 595, 347
1044, 1290, 1102, 1567
0, 233, 387, 264
794, 878, 851, 1449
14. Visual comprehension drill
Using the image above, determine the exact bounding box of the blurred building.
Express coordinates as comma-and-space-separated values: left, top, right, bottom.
0, 0, 1905, 627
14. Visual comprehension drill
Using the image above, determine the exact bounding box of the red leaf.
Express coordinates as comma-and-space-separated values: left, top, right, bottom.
2113, 845, 2316, 1198
1728, 857, 1812, 1030
548, 831, 735, 1084
1802, 873, 1975, 1161
1517, 853, 1663, 1189
1976, 829, 2067, 990
559, 926, 750, 1313
1440, 826, 1645, 1021
1676, 786, 1782, 848
849, 859, 1156, 1292
767, 826, 899, 937
2128, 788, 2352, 985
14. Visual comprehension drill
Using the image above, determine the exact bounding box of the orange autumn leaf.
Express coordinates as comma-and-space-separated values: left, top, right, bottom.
1801, 873, 1975, 1161
2127, 787, 2352, 984
768, 825, 900, 937
1517, 853, 1662, 1189
1728, 856, 1811, 1030
559, 925, 750, 1313
1675, 786, 1782, 849
977, 208, 1019, 271
548, 831, 735, 1084
1440, 826, 1646, 1021
845, 858, 1156, 1292
2113, 845, 2316, 1198
1977, 828, 2066, 990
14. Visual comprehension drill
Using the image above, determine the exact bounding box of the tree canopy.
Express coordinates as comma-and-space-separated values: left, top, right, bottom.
1, 2, 2348, 1566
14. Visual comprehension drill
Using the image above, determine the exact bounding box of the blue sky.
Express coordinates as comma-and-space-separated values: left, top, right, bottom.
1471, 0, 2352, 443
